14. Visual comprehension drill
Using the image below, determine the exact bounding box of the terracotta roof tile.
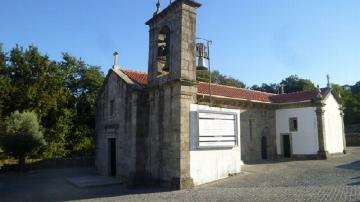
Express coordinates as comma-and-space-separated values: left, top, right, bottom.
269, 88, 328, 103
121, 69, 148, 86
120, 69, 327, 104
198, 82, 274, 103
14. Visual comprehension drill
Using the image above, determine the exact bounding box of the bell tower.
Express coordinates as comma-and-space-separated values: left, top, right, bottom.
146, 0, 200, 86
144, 0, 201, 189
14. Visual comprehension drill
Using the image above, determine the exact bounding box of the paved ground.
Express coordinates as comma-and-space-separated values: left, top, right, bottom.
0, 147, 359, 202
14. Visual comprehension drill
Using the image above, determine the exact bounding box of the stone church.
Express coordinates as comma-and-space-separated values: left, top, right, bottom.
95, 0, 346, 189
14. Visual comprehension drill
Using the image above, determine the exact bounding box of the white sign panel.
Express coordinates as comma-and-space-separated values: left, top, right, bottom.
198, 112, 237, 148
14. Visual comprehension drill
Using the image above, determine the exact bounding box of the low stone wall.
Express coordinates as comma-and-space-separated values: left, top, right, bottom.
346, 124, 360, 133
346, 133, 360, 146
0, 157, 94, 171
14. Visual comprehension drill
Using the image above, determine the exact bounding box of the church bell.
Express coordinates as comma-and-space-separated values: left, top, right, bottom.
196, 43, 208, 70
197, 56, 208, 70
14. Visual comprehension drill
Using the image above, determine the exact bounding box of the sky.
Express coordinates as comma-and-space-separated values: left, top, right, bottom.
1, 0, 360, 87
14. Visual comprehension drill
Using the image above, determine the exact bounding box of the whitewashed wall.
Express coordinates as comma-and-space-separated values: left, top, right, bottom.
323, 94, 344, 154
189, 104, 243, 186
276, 107, 319, 155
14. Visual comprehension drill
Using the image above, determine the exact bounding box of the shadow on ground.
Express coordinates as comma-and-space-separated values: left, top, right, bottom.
337, 160, 360, 186
0, 167, 171, 202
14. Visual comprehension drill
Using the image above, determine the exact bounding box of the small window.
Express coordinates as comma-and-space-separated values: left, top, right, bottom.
110, 100, 115, 117
289, 118, 298, 132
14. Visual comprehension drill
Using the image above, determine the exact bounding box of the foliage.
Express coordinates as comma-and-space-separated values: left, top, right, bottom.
251, 83, 279, 94
280, 75, 316, 93
0, 44, 104, 159
332, 84, 360, 125
0, 111, 45, 166
251, 75, 316, 94
59, 54, 104, 157
197, 70, 246, 88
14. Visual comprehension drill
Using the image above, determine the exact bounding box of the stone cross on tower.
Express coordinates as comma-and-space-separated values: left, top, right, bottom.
316, 85, 323, 99
155, 0, 161, 15
326, 74, 332, 88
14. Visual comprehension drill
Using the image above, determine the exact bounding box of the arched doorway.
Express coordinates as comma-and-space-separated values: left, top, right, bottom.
261, 136, 267, 160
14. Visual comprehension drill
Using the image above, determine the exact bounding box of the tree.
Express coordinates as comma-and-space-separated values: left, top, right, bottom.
59, 53, 104, 156
0, 45, 104, 159
0, 111, 45, 167
351, 81, 360, 100
251, 83, 279, 93
333, 83, 360, 125
197, 70, 246, 88
280, 75, 316, 93
3, 46, 72, 158
0, 44, 10, 122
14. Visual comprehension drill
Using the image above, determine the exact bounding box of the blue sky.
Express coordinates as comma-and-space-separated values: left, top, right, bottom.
1, 0, 360, 87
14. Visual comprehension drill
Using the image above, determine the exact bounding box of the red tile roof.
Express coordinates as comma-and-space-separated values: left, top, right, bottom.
122, 69, 148, 86
270, 88, 328, 103
198, 82, 274, 103
120, 69, 326, 104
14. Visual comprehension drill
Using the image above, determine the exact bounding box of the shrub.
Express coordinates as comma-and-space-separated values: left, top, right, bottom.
0, 111, 45, 167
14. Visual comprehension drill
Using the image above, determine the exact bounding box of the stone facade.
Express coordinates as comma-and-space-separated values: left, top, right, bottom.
240, 107, 277, 162
96, 0, 200, 189
197, 95, 277, 162
144, 0, 200, 189
95, 69, 143, 184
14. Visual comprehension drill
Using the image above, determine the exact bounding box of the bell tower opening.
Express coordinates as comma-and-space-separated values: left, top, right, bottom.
157, 26, 171, 74
146, 0, 200, 87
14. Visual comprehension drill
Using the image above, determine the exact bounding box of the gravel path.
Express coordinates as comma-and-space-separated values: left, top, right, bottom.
0, 147, 359, 202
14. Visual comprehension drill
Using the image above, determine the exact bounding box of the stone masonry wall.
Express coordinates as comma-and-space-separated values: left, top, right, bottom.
346, 133, 360, 146
240, 108, 277, 163
95, 71, 139, 183
145, 0, 200, 189
197, 96, 277, 163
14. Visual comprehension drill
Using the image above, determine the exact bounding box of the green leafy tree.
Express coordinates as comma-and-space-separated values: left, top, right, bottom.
4, 46, 72, 158
333, 83, 360, 125
59, 54, 104, 156
280, 75, 316, 93
0, 44, 10, 122
0, 111, 45, 167
251, 83, 279, 93
351, 81, 360, 101
197, 70, 246, 88
0, 45, 104, 158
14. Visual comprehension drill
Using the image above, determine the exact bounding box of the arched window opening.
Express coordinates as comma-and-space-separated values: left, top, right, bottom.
157, 26, 171, 74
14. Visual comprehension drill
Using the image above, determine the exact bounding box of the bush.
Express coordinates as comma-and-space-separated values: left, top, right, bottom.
0, 111, 45, 167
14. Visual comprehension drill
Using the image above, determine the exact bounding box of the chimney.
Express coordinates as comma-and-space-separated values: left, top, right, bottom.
112, 51, 119, 69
